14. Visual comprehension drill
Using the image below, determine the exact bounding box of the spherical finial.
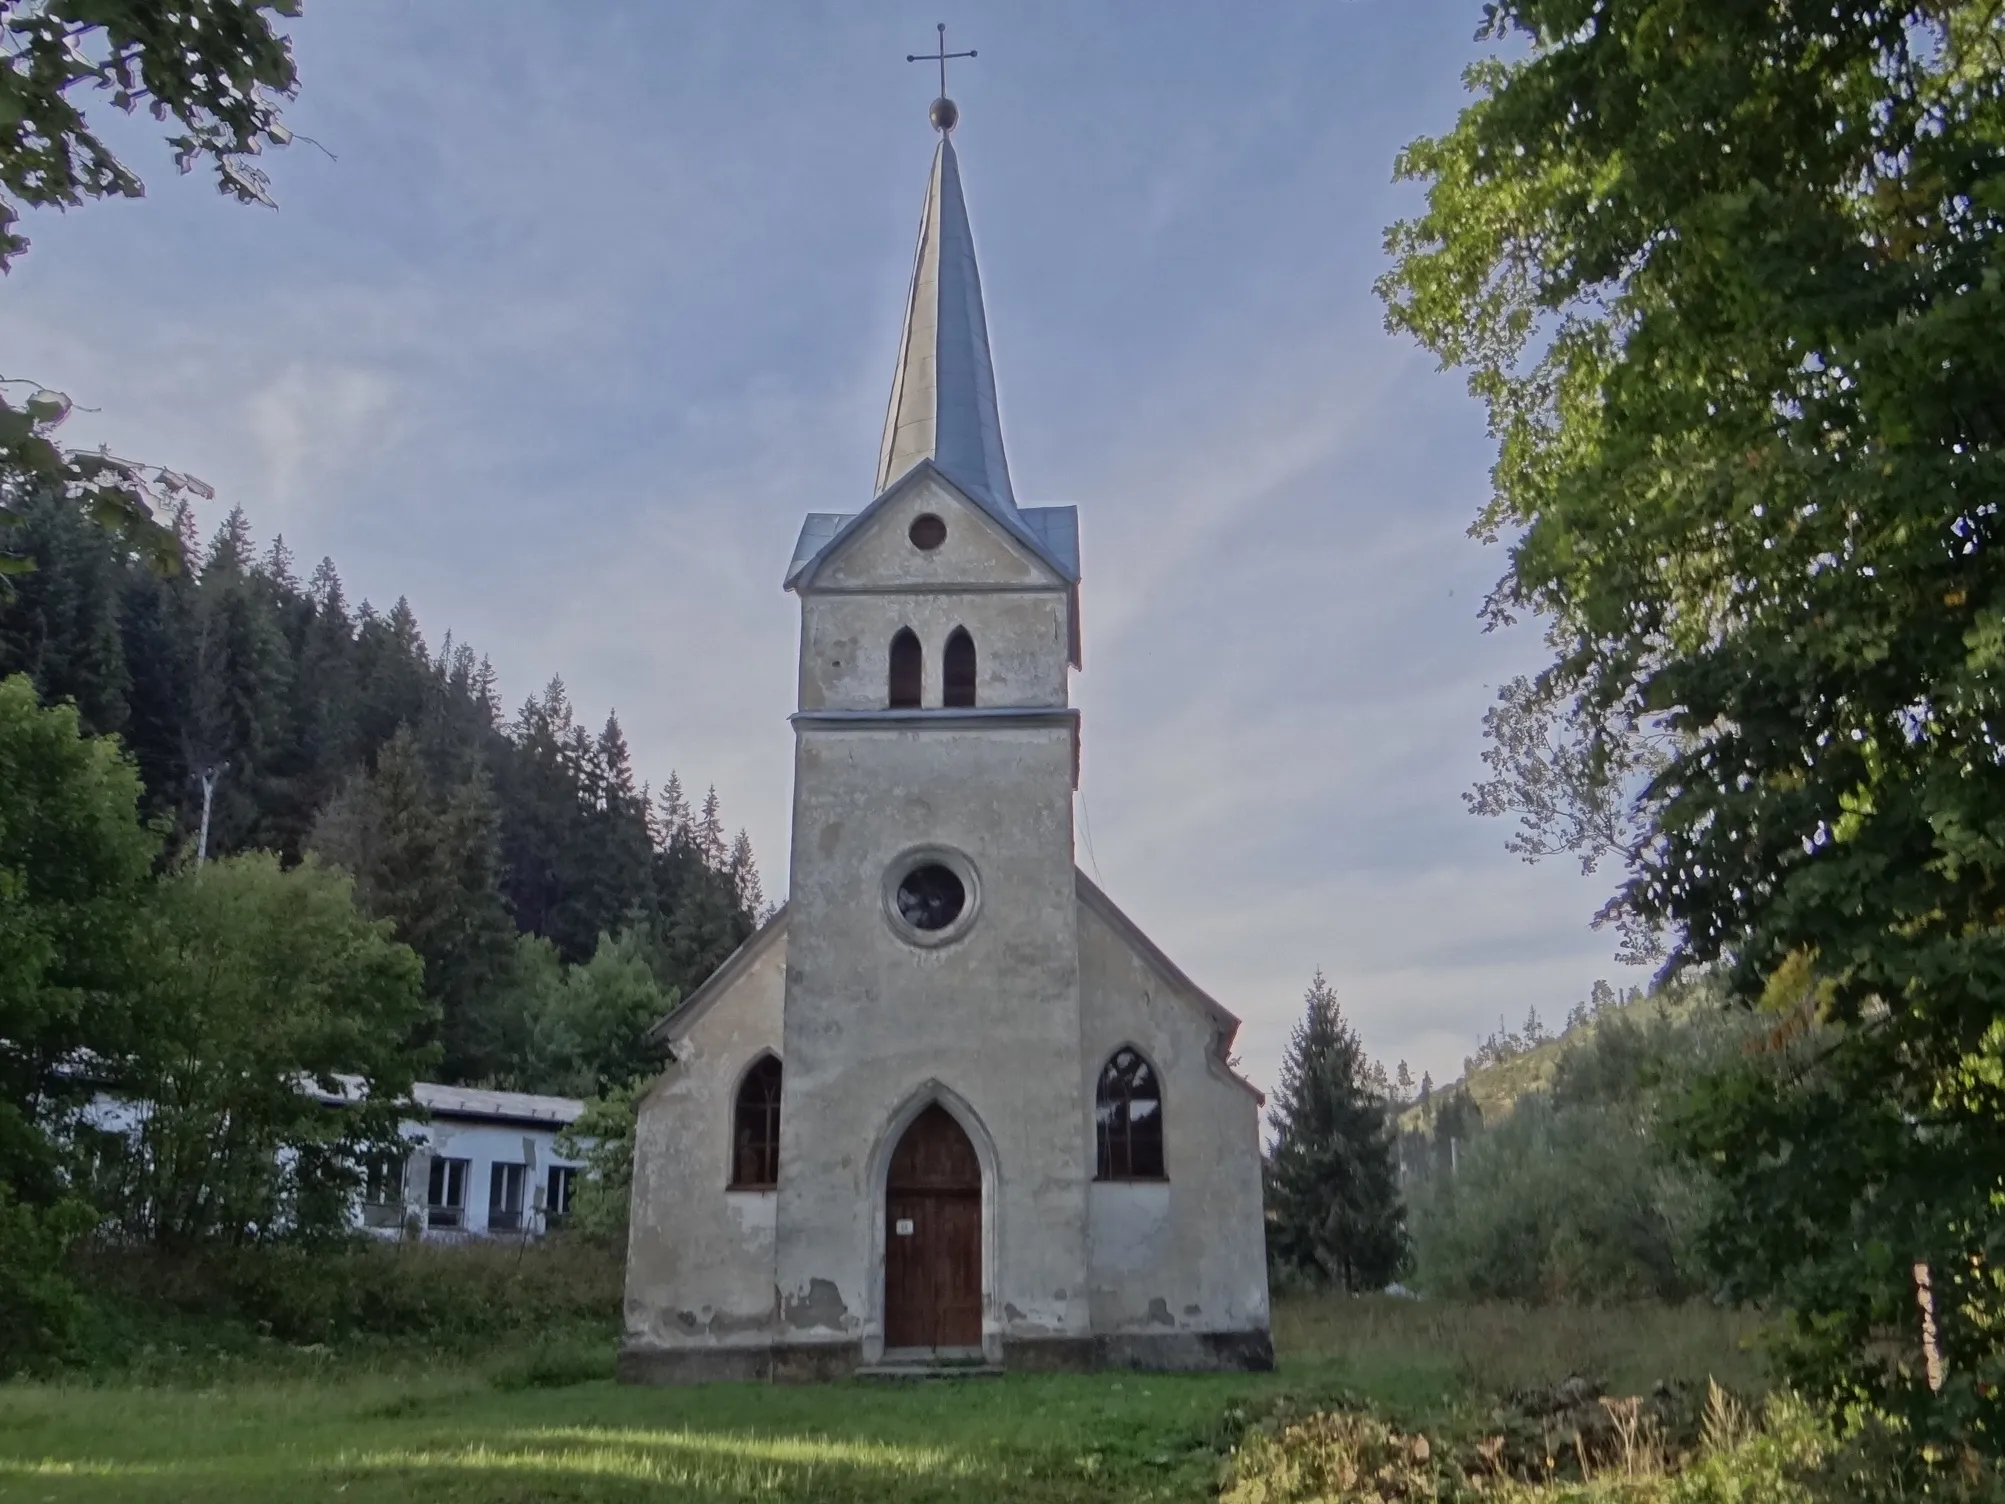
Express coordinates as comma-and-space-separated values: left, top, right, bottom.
929, 95, 959, 133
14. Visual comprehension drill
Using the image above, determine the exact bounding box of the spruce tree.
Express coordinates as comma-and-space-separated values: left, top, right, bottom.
696, 784, 726, 868
0, 492, 132, 737
728, 828, 764, 917
1266, 970, 1407, 1291
584, 712, 656, 935
310, 729, 516, 1082
187, 509, 293, 854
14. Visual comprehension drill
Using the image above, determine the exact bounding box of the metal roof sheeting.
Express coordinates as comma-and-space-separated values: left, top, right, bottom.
876, 137, 1016, 512
414, 1082, 584, 1127
310, 1074, 585, 1128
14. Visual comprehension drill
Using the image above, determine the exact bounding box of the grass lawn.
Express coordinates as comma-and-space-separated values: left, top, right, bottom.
0, 1298, 1763, 1503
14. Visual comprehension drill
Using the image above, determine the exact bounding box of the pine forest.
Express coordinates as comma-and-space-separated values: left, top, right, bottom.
0, 491, 764, 1094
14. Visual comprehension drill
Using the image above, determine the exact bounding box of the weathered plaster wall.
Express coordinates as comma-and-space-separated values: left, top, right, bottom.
623, 927, 787, 1353
777, 722, 1091, 1360
1076, 895, 1271, 1338
799, 478, 1070, 712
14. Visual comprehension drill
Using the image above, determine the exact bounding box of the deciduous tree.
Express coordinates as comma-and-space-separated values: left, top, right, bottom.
1381, 0, 2005, 1453
101, 852, 428, 1246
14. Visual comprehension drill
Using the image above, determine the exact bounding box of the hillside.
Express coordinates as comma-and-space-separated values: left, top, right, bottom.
1399, 987, 1666, 1134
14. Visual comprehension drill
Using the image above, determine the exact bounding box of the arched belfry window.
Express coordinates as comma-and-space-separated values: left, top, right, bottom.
943, 627, 977, 708
1095, 1047, 1166, 1181
889, 628, 923, 709
731, 1054, 782, 1189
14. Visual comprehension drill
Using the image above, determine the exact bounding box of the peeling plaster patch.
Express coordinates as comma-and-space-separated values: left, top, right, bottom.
1054, 1289, 1068, 1300
819, 821, 843, 858
1183, 1304, 1203, 1317
782, 1277, 850, 1331
1146, 1297, 1175, 1327
674, 1306, 770, 1337
1004, 1303, 1026, 1321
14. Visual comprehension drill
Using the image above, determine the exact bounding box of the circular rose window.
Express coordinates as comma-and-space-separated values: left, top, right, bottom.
896, 863, 964, 930
883, 848, 980, 946
908, 514, 947, 550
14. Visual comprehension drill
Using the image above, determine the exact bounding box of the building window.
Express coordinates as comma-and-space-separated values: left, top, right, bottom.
489, 1162, 526, 1232
943, 627, 976, 708
889, 627, 923, 708
361, 1150, 408, 1229
427, 1155, 469, 1228
731, 1054, 783, 1189
908, 513, 947, 550
1095, 1047, 1166, 1181
896, 863, 965, 931
882, 846, 982, 948
546, 1165, 577, 1226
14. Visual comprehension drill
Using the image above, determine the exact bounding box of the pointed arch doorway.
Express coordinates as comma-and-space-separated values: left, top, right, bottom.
883, 1104, 983, 1352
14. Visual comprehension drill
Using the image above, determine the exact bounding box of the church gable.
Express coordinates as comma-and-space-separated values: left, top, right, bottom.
796, 465, 1067, 595
649, 907, 789, 1053
1075, 873, 1262, 1102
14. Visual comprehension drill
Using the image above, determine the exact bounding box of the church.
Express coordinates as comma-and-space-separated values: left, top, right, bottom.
619, 87, 1272, 1383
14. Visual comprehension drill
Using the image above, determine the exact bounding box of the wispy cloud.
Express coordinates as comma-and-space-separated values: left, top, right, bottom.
4, 1, 1637, 1096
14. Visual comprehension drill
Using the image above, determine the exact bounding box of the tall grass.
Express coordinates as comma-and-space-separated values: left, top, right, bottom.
1274, 1294, 1766, 1404
62, 1236, 623, 1380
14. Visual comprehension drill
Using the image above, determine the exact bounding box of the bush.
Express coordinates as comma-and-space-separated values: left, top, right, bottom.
1408, 1008, 1743, 1304
555, 1077, 644, 1247
68, 1236, 622, 1367
1220, 1389, 1842, 1503
0, 1187, 96, 1376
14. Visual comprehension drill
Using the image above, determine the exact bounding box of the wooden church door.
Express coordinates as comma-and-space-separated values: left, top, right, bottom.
883, 1104, 983, 1351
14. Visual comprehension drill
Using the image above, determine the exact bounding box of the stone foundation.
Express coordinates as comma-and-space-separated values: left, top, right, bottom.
1094, 1329, 1274, 1373
618, 1328, 1272, 1386
616, 1345, 772, 1385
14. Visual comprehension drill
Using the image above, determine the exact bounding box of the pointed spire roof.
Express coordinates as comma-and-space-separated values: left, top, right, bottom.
875, 135, 1016, 511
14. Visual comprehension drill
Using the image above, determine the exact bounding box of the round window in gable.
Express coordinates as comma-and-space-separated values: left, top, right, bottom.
883, 847, 980, 947
908, 514, 947, 551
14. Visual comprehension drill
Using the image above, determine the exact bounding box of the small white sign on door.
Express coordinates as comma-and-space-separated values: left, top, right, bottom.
895, 1218, 915, 1236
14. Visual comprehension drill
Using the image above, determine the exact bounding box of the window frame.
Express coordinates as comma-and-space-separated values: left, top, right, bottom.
942, 626, 977, 708
888, 627, 923, 709
729, 1053, 783, 1191
360, 1148, 409, 1228
489, 1161, 526, 1232
546, 1165, 577, 1225
1094, 1047, 1168, 1183
427, 1155, 470, 1228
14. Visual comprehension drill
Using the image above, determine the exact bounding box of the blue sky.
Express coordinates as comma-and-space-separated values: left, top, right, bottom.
10, 2, 1636, 1097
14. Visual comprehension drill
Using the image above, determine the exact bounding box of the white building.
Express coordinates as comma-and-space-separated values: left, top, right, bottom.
363, 1083, 588, 1240
82, 1079, 587, 1241
620, 96, 1272, 1383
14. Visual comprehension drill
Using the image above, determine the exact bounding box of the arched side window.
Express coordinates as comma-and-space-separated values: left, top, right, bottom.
731, 1054, 782, 1189
1095, 1047, 1165, 1181
889, 627, 923, 709
943, 627, 977, 708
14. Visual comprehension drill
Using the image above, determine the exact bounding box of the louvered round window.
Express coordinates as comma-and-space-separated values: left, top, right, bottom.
883, 847, 980, 947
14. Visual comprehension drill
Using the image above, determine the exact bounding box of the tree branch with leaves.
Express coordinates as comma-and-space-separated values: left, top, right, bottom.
1381, 0, 2005, 1461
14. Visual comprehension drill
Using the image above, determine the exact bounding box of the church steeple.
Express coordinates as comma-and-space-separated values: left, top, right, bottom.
874, 129, 1017, 512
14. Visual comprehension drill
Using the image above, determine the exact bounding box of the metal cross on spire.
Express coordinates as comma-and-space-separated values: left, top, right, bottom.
906, 22, 975, 133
